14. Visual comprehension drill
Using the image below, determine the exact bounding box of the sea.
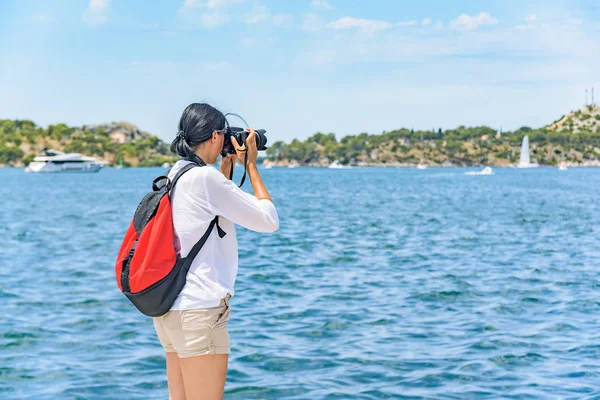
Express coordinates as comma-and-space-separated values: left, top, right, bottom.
1, 166, 600, 399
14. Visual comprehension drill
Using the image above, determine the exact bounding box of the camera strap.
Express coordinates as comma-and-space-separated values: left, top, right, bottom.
238, 135, 249, 187
183, 154, 207, 167
227, 135, 249, 187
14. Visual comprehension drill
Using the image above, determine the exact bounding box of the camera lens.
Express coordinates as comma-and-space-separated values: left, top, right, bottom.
255, 129, 268, 150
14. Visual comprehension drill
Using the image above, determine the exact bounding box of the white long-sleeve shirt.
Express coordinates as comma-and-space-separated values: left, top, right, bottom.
167, 160, 279, 310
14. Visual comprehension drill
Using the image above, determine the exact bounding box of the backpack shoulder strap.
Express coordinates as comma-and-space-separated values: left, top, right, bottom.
169, 155, 209, 191
171, 159, 227, 267
181, 216, 226, 264
169, 162, 198, 192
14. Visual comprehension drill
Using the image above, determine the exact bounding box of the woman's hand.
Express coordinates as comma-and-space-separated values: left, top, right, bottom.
220, 154, 236, 179
232, 128, 258, 166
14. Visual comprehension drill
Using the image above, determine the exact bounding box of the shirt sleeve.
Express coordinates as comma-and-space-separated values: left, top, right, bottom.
203, 167, 279, 233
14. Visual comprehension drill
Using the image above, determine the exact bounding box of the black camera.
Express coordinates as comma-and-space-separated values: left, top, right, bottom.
221, 127, 268, 157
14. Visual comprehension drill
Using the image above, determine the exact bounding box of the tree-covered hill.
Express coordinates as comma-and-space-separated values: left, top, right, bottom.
265, 105, 600, 167
0, 120, 177, 167
3, 105, 600, 168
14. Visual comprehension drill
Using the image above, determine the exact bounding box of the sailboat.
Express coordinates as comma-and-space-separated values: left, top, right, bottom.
517, 135, 538, 168
416, 135, 428, 169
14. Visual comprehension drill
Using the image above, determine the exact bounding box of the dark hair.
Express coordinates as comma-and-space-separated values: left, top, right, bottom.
170, 103, 227, 158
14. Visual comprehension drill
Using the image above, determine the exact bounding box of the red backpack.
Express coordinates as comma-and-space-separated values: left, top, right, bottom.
115, 160, 226, 317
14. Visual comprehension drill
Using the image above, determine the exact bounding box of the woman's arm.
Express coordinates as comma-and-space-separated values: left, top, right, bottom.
204, 129, 278, 232
204, 168, 279, 232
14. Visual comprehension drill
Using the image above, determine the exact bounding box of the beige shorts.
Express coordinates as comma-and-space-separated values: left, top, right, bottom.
153, 294, 231, 358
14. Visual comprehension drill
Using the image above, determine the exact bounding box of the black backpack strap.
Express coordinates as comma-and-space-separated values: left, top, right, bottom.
181, 216, 226, 265
170, 158, 227, 266
169, 163, 198, 192
166, 155, 209, 192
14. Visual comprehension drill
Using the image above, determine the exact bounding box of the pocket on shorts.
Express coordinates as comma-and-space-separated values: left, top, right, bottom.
213, 302, 230, 327
180, 303, 229, 330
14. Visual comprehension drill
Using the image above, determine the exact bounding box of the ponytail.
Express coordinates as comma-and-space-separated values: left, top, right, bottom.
170, 103, 226, 158
170, 132, 196, 158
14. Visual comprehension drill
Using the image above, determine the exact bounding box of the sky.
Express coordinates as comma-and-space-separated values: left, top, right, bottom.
1, 0, 599, 143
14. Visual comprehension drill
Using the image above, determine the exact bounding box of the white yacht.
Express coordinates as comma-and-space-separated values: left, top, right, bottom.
25, 149, 106, 173
517, 135, 538, 168
558, 162, 568, 171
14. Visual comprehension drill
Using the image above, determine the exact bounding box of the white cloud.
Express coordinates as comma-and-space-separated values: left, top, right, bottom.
246, 5, 269, 24
450, 12, 498, 30
311, 0, 332, 9
206, 0, 243, 9
327, 17, 391, 34
178, 0, 242, 15
181, 0, 198, 9
422, 17, 432, 26
82, 0, 110, 26
178, 0, 242, 28
515, 14, 537, 31
32, 14, 55, 23
397, 20, 418, 27
302, 13, 325, 32
202, 12, 227, 28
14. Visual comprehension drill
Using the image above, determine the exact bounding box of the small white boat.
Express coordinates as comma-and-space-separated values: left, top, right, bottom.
328, 160, 348, 169
264, 164, 273, 169
558, 162, 568, 171
25, 149, 105, 173
161, 162, 172, 168
416, 164, 428, 170
287, 164, 299, 168
465, 166, 494, 176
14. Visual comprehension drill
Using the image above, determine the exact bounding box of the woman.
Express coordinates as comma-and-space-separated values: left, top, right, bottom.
153, 103, 279, 400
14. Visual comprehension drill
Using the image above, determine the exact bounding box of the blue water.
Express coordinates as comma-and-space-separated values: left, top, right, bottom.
2, 166, 600, 399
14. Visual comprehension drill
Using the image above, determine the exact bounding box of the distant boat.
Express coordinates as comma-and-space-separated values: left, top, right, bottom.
517, 135, 539, 168
264, 164, 273, 169
161, 162, 172, 168
287, 164, 299, 168
465, 166, 494, 176
558, 162, 568, 171
328, 160, 348, 169
115, 156, 124, 169
25, 149, 105, 173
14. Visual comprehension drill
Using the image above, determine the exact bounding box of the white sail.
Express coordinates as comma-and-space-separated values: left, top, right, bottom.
517, 135, 538, 168
519, 135, 530, 165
